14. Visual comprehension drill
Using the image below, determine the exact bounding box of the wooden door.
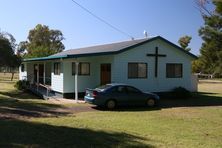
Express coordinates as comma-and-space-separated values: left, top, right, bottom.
101, 64, 111, 85
34, 64, 38, 83
39, 64, 44, 84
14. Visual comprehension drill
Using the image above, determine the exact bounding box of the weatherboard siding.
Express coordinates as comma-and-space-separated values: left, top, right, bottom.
113, 39, 193, 92
19, 63, 34, 83
63, 55, 114, 94
19, 63, 27, 80
51, 61, 63, 93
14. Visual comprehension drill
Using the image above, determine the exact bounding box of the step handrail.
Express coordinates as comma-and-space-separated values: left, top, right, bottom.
37, 83, 52, 97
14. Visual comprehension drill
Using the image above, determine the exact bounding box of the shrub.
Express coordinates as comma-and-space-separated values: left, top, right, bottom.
171, 87, 191, 99
14, 80, 29, 90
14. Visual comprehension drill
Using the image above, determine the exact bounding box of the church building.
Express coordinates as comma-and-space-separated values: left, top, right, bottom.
19, 36, 198, 99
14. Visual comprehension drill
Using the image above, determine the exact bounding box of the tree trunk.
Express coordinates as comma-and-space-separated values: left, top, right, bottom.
4, 66, 6, 75
11, 71, 14, 81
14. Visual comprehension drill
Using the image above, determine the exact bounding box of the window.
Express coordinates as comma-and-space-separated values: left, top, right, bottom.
116, 86, 126, 93
97, 84, 112, 90
117, 86, 124, 93
126, 86, 141, 94
110, 86, 126, 93
72, 62, 90, 75
128, 63, 147, 79
72, 63, 76, 75
54, 62, 60, 75
166, 63, 182, 78
80, 63, 90, 75
21, 64, 25, 72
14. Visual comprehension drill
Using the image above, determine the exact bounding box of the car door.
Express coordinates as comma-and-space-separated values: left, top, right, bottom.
109, 86, 128, 105
126, 86, 145, 105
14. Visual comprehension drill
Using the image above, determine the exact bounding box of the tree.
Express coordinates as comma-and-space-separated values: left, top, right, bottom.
0, 32, 21, 80
195, 0, 222, 75
192, 58, 204, 73
178, 35, 192, 51
18, 24, 65, 58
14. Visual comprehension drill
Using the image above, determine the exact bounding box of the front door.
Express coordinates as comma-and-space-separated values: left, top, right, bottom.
100, 64, 111, 85
34, 64, 38, 83
39, 64, 44, 84
33, 64, 44, 84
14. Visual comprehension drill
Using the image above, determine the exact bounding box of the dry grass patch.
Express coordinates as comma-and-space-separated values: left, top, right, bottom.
199, 80, 222, 94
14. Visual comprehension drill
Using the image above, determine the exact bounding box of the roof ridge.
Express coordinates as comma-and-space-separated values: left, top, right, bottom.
24, 36, 197, 62
62, 38, 150, 52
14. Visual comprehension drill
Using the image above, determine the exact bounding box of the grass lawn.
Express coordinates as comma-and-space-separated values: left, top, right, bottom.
0, 74, 222, 147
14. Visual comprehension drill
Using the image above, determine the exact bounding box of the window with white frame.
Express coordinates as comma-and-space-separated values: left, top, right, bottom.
166, 63, 183, 78
128, 63, 147, 79
54, 62, 60, 75
72, 62, 90, 75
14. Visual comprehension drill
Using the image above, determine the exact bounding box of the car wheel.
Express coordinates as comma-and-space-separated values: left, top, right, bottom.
106, 100, 116, 109
146, 98, 155, 107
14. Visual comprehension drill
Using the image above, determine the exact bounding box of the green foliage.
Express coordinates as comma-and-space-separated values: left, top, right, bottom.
192, 58, 204, 73
178, 35, 192, 51
214, 0, 222, 15
14, 80, 29, 90
0, 38, 14, 66
171, 87, 191, 99
18, 24, 65, 58
198, 1, 222, 75
0, 32, 21, 68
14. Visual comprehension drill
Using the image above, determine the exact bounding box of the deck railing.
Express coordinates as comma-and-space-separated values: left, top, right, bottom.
22, 74, 52, 98
39, 76, 51, 85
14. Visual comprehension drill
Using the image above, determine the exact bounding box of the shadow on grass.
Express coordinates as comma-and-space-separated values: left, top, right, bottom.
91, 92, 222, 112
0, 94, 69, 118
0, 89, 40, 100
92, 105, 161, 112
160, 92, 222, 108
0, 119, 153, 148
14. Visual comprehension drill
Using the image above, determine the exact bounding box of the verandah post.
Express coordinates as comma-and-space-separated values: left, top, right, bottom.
75, 62, 79, 101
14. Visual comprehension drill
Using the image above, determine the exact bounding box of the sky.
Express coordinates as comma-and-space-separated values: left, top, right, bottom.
0, 0, 211, 55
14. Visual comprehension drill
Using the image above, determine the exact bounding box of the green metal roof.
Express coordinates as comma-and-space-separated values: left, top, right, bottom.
23, 55, 68, 62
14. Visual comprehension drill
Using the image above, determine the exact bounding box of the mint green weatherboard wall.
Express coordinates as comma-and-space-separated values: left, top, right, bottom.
19, 63, 27, 80
113, 38, 193, 92
63, 38, 194, 94
63, 55, 114, 94
51, 60, 64, 93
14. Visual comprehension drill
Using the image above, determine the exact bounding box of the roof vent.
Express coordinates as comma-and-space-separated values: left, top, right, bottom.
144, 30, 148, 38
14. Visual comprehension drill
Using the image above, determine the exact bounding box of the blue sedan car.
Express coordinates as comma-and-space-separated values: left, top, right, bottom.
84, 84, 160, 109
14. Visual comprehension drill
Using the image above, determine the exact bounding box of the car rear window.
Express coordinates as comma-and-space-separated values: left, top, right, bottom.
126, 86, 141, 93
96, 84, 112, 91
